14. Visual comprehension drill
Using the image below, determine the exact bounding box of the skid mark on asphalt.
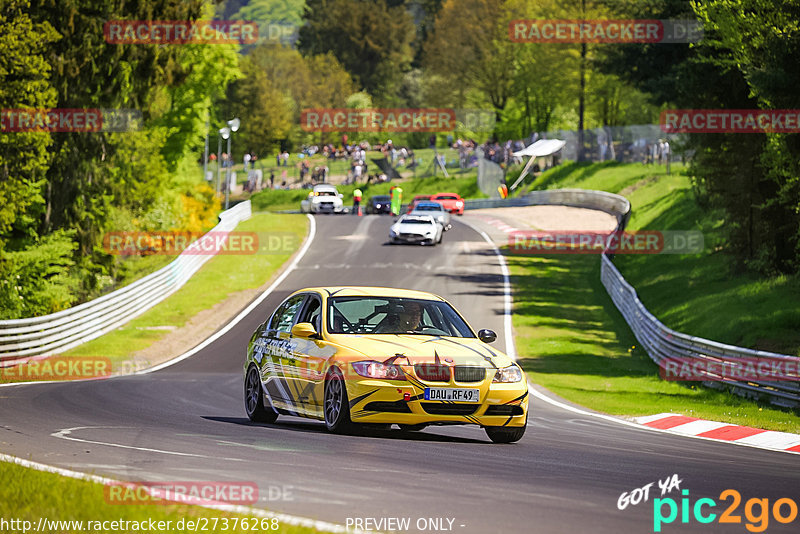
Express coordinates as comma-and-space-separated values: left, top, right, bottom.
51, 426, 244, 461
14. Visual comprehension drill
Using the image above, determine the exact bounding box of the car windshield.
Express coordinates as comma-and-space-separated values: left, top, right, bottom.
327, 297, 474, 337
399, 218, 431, 224
435, 195, 458, 200
373, 196, 390, 201
316, 191, 337, 196
414, 205, 441, 211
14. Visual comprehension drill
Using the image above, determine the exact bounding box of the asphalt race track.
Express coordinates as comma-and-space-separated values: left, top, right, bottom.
1, 215, 798, 533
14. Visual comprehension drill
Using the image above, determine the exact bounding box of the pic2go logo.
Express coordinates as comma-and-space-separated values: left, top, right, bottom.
653, 489, 799, 532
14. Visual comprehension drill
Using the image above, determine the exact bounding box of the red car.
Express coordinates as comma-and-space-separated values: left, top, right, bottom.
430, 192, 465, 215
406, 194, 432, 213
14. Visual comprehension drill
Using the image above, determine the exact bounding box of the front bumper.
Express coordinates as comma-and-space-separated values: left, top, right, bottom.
345, 373, 529, 427
312, 203, 345, 213
391, 233, 435, 244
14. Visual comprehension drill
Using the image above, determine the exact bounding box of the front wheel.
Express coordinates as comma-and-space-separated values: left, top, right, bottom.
485, 424, 526, 444
324, 368, 353, 434
244, 365, 278, 423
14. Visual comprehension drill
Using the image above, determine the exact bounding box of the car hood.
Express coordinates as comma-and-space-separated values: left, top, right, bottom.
392, 222, 436, 233
325, 333, 514, 368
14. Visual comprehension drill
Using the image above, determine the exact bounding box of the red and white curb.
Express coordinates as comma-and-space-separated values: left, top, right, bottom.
635, 413, 800, 454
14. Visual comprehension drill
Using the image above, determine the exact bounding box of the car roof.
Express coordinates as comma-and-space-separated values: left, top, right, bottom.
291, 286, 446, 301
431, 192, 460, 197
312, 184, 337, 191
371, 194, 390, 199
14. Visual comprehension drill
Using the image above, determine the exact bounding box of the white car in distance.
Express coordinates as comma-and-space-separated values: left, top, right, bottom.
389, 214, 443, 246
300, 184, 346, 214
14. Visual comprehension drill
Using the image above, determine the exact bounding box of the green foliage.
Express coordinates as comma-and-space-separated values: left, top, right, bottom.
599, 0, 800, 274
224, 58, 292, 157
153, 42, 243, 168
0, 230, 78, 319
239, 43, 356, 151
299, 0, 416, 99
232, 0, 305, 46
0, 0, 58, 237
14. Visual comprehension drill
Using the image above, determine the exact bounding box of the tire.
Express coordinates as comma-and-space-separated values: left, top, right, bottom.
485, 424, 526, 444
397, 423, 427, 432
244, 365, 278, 423
324, 368, 353, 434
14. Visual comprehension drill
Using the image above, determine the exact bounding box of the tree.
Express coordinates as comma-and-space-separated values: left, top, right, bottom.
151, 42, 242, 168
600, 0, 800, 274
298, 0, 415, 100
693, 0, 800, 273
0, 0, 57, 237
0, 0, 77, 318
224, 57, 293, 157
423, 0, 516, 117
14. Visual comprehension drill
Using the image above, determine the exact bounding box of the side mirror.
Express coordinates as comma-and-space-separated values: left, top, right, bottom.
478, 329, 497, 344
292, 322, 320, 339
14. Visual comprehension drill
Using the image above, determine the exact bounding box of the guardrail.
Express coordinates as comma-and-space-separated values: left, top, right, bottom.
469, 188, 799, 408
0, 201, 252, 365
601, 256, 800, 408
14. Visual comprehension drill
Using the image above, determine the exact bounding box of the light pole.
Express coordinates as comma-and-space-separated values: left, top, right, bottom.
224, 118, 240, 210
202, 114, 209, 183
218, 127, 230, 198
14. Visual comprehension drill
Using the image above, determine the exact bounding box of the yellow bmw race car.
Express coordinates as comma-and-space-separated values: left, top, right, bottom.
243, 287, 529, 443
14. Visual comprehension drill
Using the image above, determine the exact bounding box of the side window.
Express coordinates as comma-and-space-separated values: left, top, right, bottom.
269, 295, 305, 332
297, 295, 322, 332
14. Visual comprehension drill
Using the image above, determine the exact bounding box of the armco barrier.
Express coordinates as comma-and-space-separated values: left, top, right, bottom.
0, 201, 252, 365
601, 255, 800, 408
469, 189, 799, 408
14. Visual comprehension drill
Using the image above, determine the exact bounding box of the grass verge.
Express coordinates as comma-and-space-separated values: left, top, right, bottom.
0, 212, 308, 382
509, 161, 800, 431
0, 459, 320, 534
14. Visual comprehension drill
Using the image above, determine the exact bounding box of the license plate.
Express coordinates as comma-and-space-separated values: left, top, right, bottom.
424, 387, 480, 403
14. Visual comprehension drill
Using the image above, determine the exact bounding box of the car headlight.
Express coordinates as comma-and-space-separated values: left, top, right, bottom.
352, 361, 406, 380
390, 228, 398, 236
455, 201, 463, 207
493, 365, 522, 383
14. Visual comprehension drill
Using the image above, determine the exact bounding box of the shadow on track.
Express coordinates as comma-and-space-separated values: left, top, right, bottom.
202, 416, 488, 444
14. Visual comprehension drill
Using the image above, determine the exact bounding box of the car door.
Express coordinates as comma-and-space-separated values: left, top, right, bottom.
289, 293, 336, 418
258, 294, 305, 415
